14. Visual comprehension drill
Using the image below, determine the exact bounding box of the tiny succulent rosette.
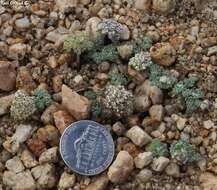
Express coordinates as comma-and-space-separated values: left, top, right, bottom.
129, 51, 153, 71
63, 31, 94, 55
34, 89, 52, 111
101, 85, 134, 118
149, 139, 169, 158
97, 19, 127, 43
10, 90, 36, 121
170, 139, 202, 164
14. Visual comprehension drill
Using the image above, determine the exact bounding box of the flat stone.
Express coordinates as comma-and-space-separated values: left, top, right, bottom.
53, 110, 75, 134
62, 85, 90, 120
126, 126, 152, 147
108, 151, 134, 184
0, 61, 16, 91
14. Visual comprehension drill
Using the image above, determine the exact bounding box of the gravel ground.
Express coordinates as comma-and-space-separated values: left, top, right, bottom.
0, 0, 217, 189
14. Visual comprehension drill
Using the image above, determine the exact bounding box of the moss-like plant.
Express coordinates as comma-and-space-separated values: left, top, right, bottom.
108, 72, 130, 86
90, 45, 118, 64
149, 139, 169, 158
170, 139, 202, 164
171, 77, 204, 114
64, 31, 94, 62
133, 36, 153, 54
148, 64, 177, 89
84, 90, 101, 117
129, 51, 153, 71
34, 89, 52, 111
10, 90, 36, 121
102, 85, 134, 118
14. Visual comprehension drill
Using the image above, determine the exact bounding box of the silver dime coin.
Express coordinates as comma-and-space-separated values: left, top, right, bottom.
60, 120, 115, 176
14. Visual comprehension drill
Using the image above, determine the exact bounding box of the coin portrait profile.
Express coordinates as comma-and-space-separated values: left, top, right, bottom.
60, 120, 115, 176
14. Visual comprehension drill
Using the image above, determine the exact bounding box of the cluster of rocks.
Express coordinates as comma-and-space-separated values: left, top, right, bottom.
0, 0, 217, 189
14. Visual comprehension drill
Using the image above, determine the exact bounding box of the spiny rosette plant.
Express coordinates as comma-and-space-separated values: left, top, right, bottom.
84, 90, 102, 118
170, 139, 202, 164
34, 89, 52, 111
10, 90, 36, 121
63, 31, 94, 55
129, 51, 153, 71
97, 19, 127, 43
101, 85, 134, 118
149, 139, 169, 158
171, 76, 204, 114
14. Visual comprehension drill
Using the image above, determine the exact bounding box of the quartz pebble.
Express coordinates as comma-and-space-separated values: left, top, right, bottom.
62, 85, 91, 120
134, 152, 153, 169
126, 126, 152, 147
58, 172, 76, 189
108, 151, 134, 184
152, 157, 170, 172
136, 169, 153, 183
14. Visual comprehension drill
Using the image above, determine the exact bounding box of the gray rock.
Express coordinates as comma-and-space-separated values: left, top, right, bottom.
6, 156, 25, 173
134, 152, 153, 169
165, 162, 180, 178
112, 122, 126, 136
149, 105, 164, 122
152, 157, 170, 172
136, 169, 153, 183
58, 172, 76, 189
85, 17, 101, 38
15, 17, 31, 29
39, 147, 58, 164
3, 170, 36, 190
126, 126, 152, 147
108, 151, 134, 184
134, 95, 151, 112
